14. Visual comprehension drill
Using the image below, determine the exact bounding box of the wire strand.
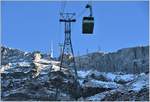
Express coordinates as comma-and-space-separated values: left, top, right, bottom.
61, 1, 67, 14
76, 1, 93, 19
76, 8, 87, 19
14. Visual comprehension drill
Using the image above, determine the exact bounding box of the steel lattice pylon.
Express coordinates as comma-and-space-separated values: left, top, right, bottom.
59, 13, 78, 80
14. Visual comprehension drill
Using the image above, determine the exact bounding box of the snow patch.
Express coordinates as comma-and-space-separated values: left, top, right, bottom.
86, 92, 106, 101
104, 72, 117, 81
38, 59, 51, 64
18, 62, 31, 67
114, 74, 135, 83
131, 80, 146, 92
129, 73, 149, 92
77, 70, 92, 78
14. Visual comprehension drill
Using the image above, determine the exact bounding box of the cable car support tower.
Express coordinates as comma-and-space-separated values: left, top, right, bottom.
59, 13, 78, 86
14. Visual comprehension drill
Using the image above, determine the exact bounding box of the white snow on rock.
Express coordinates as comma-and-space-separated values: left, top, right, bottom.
104, 72, 117, 81
38, 59, 51, 64
17, 62, 31, 67
39, 66, 51, 75
92, 72, 136, 83
77, 70, 136, 83
128, 73, 149, 92
85, 89, 119, 101
0, 65, 11, 73
77, 70, 92, 78
52, 65, 60, 71
24, 52, 29, 55
50, 60, 60, 65
5, 62, 31, 68
131, 80, 146, 92
77, 70, 139, 88
78, 79, 85, 85
0, 62, 31, 73
114, 74, 136, 83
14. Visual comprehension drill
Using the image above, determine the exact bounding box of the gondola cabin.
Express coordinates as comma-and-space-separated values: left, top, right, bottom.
82, 16, 94, 34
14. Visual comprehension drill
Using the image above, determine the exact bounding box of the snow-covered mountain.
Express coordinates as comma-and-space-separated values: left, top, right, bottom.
1, 46, 149, 101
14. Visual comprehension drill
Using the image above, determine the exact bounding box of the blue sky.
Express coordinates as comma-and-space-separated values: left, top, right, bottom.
2, 1, 149, 57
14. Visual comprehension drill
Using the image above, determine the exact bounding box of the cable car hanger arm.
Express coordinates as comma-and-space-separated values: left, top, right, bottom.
86, 4, 92, 17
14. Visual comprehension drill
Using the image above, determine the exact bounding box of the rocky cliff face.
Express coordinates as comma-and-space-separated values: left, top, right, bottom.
1, 46, 149, 101
1, 46, 33, 65
76, 46, 149, 74
1, 46, 79, 101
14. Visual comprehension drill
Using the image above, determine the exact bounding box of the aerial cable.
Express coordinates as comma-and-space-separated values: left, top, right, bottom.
59, 1, 67, 46
60, 1, 67, 14
59, 1, 67, 37
63, 1, 67, 13
60, 1, 64, 13
76, 1, 93, 19
76, 8, 87, 19
59, 1, 63, 53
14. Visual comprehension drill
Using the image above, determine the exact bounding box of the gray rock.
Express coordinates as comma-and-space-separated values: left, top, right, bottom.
76, 46, 149, 74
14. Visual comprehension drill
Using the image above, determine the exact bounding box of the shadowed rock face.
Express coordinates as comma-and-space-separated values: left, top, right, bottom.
81, 87, 111, 98
76, 46, 149, 74
1, 65, 78, 101
101, 88, 149, 101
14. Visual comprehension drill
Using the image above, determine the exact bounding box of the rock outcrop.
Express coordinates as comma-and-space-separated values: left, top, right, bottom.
1, 46, 79, 101
76, 46, 149, 74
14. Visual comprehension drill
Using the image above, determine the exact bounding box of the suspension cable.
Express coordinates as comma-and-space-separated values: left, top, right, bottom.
60, 1, 67, 14
76, 8, 87, 19
76, 1, 93, 19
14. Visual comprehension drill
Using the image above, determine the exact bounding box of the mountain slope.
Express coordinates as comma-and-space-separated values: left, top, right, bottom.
1, 46, 149, 101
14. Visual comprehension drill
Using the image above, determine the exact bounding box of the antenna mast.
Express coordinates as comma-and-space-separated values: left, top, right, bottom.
50, 41, 54, 58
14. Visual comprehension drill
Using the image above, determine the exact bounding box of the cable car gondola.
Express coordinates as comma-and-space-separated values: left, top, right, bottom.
82, 4, 94, 34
